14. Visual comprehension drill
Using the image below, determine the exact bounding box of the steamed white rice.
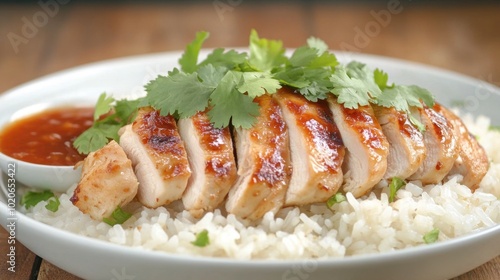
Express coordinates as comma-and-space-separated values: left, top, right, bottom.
24, 113, 500, 260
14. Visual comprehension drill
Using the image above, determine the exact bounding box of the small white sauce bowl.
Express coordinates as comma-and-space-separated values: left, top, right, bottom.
0, 152, 81, 192
0, 99, 94, 193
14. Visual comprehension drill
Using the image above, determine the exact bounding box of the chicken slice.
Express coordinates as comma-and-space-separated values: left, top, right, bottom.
408, 105, 459, 184
373, 106, 426, 180
225, 95, 292, 220
178, 111, 237, 217
274, 89, 345, 206
434, 104, 489, 190
327, 97, 389, 197
70, 140, 138, 220
119, 107, 191, 208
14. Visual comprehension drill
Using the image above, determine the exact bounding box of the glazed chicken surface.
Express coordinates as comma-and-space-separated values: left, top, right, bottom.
72, 89, 489, 220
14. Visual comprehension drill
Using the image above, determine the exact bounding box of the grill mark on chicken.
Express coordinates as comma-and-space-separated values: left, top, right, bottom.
178, 111, 237, 217
275, 89, 345, 206
408, 105, 458, 184
73, 92, 491, 221
434, 104, 489, 190
71, 140, 138, 220
328, 97, 389, 198
226, 95, 292, 220
119, 107, 191, 208
373, 106, 426, 180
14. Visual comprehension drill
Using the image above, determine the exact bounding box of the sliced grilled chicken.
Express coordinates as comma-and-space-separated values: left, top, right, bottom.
327, 97, 389, 197
119, 107, 191, 208
178, 111, 238, 217
373, 106, 426, 180
274, 88, 345, 206
434, 104, 489, 190
225, 95, 292, 220
70, 140, 138, 220
408, 105, 459, 184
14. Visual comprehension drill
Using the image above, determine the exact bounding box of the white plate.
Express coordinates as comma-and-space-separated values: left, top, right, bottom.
1, 51, 499, 280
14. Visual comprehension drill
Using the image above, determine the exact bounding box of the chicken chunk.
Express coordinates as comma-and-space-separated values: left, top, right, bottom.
274, 88, 345, 206
408, 105, 459, 184
434, 104, 489, 190
70, 140, 138, 220
373, 106, 426, 180
225, 95, 292, 220
327, 97, 389, 197
119, 107, 191, 208
178, 111, 238, 217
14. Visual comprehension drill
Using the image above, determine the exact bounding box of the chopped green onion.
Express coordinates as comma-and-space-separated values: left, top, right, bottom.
191, 229, 210, 247
103, 206, 132, 226
423, 228, 440, 244
327, 193, 346, 208
389, 177, 406, 203
45, 196, 60, 212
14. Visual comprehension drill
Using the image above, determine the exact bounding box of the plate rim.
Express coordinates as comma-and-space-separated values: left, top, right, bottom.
0, 49, 499, 278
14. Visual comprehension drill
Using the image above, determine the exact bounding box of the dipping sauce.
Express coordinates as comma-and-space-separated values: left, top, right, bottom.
0, 106, 94, 166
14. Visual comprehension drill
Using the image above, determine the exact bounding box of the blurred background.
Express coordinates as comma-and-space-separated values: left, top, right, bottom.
1, 0, 499, 279
1, 0, 499, 94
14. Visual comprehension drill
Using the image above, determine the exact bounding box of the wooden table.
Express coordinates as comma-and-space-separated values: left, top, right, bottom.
0, 1, 499, 279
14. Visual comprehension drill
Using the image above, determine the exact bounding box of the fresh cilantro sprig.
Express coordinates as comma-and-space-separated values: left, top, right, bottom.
75, 30, 436, 151
274, 38, 338, 102
374, 69, 434, 131
73, 93, 141, 154
21, 190, 60, 212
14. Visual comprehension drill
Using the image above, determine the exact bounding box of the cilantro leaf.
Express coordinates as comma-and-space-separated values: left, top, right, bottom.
94, 93, 115, 121
145, 72, 212, 118
274, 42, 336, 102
199, 48, 247, 69
330, 66, 374, 108
73, 123, 118, 154
309, 51, 338, 69
389, 177, 406, 203
423, 228, 440, 244
208, 71, 260, 129
103, 206, 132, 226
248, 29, 286, 72
374, 68, 391, 90
289, 46, 319, 67
74, 95, 139, 154
326, 193, 346, 208
237, 72, 281, 97
299, 80, 330, 102
376, 85, 434, 131
114, 98, 141, 123
274, 68, 311, 89
197, 64, 228, 89
21, 190, 55, 209
179, 31, 209, 73
45, 196, 60, 212
307, 37, 329, 54
191, 229, 210, 247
